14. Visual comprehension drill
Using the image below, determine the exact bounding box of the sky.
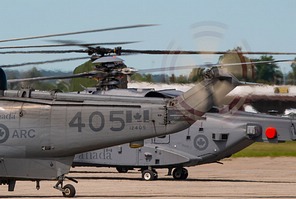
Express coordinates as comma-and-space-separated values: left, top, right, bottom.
0, 0, 296, 75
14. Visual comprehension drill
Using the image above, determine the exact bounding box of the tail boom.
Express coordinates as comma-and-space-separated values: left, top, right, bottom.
171, 68, 240, 123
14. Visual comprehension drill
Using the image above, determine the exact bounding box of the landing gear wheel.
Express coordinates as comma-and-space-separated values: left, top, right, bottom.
173, 168, 182, 180
142, 169, 157, 181
173, 167, 188, 180
116, 167, 128, 173
62, 184, 76, 198
181, 168, 188, 180
152, 169, 158, 180
54, 175, 78, 197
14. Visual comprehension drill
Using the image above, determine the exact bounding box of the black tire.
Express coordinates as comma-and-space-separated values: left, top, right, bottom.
152, 169, 158, 180
181, 168, 188, 180
173, 168, 183, 180
62, 184, 76, 198
142, 170, 155, 181
116, 167, 128, 173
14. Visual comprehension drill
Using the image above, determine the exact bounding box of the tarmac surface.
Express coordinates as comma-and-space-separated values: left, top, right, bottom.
1, 157, 296, 199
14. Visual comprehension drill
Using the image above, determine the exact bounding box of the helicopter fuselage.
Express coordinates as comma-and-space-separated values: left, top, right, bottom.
0, 89, 193, 181
0, 89, 192, 160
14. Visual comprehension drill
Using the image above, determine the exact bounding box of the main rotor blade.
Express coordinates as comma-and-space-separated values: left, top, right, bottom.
3, 49, 296, 55
0, 50, 86, 54
138, 59, 295, 73
7, 71, 99, 83
0, 24, 157, 43
121, 49, 296, 55
1, 56, 89, 68
0, 41, 138, 49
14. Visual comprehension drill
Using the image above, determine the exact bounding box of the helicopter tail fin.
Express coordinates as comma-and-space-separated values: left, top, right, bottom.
219, 50, 255, 81
171, 68, 240, 123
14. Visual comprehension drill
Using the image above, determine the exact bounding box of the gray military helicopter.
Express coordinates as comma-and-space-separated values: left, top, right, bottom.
0, 24, 250, 197
14, 53, 296, 184
1, 25, 296, 197
73, 104, 296, 181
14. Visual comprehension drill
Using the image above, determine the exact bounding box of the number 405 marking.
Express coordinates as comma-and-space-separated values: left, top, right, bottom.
69, 111, 125, 132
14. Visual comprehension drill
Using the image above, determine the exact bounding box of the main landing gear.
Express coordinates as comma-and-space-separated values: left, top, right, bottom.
116, 166, 129, 173
141, 168, 158, 181
172, 167, 188, 180
53, 175, 78, 197
141, 167, 188, 180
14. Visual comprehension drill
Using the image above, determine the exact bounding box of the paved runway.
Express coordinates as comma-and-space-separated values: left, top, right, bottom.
1, 157, 296, 198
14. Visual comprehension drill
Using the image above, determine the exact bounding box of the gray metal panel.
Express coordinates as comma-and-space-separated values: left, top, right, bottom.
0, 156, 73, 179
92, 56, 124, 64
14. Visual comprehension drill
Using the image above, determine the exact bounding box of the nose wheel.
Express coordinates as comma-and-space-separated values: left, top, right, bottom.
53, 175, 78, 197
62, 184, 76, 198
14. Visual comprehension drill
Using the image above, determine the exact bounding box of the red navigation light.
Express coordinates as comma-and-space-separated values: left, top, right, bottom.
265, 127, 277, 139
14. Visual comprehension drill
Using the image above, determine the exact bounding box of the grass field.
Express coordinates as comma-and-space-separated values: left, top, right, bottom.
233, 141, 296, 157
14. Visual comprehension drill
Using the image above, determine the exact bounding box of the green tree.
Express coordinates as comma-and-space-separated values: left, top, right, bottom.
69, 61, 97, 92
24, 67, 42, 78
188, 68, 204, 83
143, 74, 153, 82
253, 55, 283, 84
286, 57, 296, 85
22, 67, 55, 90
130, 73, 145, 82
175, 74, 189, 83
169, 74, 176, 83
